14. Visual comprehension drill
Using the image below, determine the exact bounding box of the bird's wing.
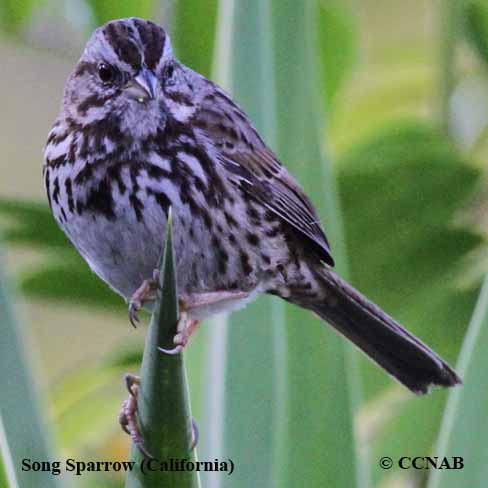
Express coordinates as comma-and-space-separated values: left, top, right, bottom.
194, 89, 334, 266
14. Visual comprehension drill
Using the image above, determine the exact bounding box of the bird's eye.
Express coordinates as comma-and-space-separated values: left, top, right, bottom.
98, 62, 115, 83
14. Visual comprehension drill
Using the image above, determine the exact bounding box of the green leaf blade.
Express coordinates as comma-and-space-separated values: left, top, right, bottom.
272, 1, 364, 487
316, 3, 358, 110
125, 212, 200, 488
465, 1, 488, 68
171, 0, 219, 78
200, 1, 364, 487
0, 253, 64, 488
428, 276, 488, 488
86, 0, 158, 27
0, 0, 37, 34
199, 2, 284, 487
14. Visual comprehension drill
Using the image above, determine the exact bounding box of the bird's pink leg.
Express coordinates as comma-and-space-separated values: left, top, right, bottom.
182, 291, 249, 310
159, 291, 249, 355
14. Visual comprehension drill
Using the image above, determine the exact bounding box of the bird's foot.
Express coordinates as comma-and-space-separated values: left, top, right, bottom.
128, 269, 160, 327
159, 291, 249, 355
119, 374, 153, 459
158, 307, 200, 355
119, 374, 199, 453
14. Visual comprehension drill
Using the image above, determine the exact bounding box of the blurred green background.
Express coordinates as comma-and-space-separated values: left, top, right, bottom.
1, 0, 488, 487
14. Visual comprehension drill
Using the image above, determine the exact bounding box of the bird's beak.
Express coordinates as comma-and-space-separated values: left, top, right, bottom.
126, 67, 158, 102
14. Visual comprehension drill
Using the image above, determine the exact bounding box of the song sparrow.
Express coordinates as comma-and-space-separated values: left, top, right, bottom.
44, 18, 460, 399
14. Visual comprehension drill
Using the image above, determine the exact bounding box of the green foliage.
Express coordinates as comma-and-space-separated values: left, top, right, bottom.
0, 199, 124, 311
0, 255, 63, 488
428, 276, 488, 488
171, 0, 218, 78
0, 461, 7, 488
316, 3, 358, 110
338, 121, 482, 485
465, 0, 488, 68
105, 346, 143, 369
86, 0, 158, 26
0, 0, 37, 34
0, 199, 68, 249
52, 365, 126, 450
339, 121, 481, 396
21, 263, 123, 309
271, 1, 363, 487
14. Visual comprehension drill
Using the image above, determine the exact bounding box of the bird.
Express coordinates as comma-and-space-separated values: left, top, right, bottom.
43, 17, 461, 452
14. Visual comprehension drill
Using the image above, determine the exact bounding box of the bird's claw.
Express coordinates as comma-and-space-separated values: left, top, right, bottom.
158, 344, 185, 355
159, 312, 198, 356
119, 374, 198, 455
128, 300, 141, 327
127, 269, 160, 327
119, 374, 154, 459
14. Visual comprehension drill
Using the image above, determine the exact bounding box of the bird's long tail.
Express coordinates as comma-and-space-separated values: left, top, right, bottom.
290, 268, 461, 394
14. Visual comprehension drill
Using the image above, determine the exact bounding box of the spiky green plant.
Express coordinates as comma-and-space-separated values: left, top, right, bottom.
125, 212, 200, 488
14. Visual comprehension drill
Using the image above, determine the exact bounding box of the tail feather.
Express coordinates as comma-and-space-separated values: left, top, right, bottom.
296, 269, 461, 394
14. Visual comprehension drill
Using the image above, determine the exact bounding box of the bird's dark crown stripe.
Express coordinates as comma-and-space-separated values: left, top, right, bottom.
103, 21, 142, 69
132, 19, 166, 71
101, 19, 166, 73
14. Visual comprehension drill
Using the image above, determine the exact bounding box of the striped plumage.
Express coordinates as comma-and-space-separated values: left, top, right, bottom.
44, 18, 460, 394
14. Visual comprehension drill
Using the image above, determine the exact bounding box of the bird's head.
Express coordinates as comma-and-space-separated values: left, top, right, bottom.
63, 18, 196, 141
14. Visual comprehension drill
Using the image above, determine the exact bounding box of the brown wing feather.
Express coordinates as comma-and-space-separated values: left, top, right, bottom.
193, 88, 334, 266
